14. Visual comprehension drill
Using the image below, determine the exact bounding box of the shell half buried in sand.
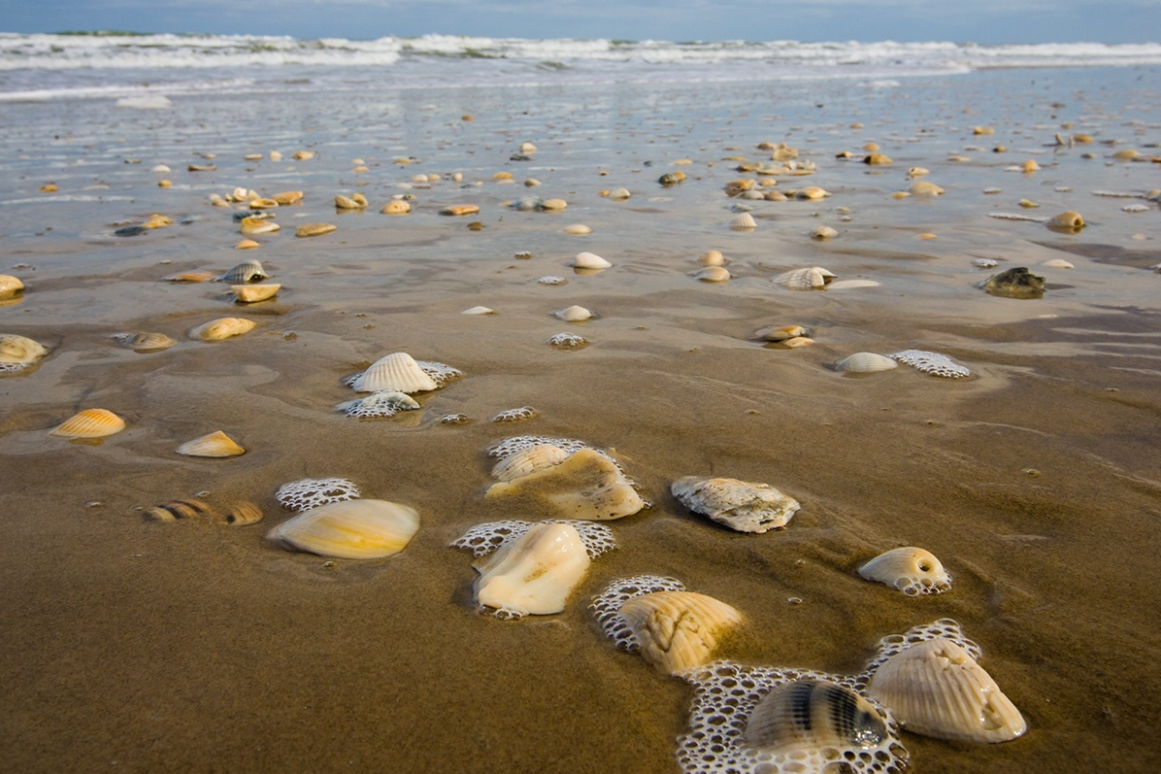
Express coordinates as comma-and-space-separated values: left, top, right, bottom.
572, 251, 611, 270
295, 222, 337, 238
49, 408, 125, 439
0, 275, 24, 299
111, 332, 176, 352
695, 266, 730, 282
267, 499, 420, 559
671, 476, 800, 533
175, 430, 245, 458
774, 267, 835, 290
618, 590, 744, 674
146, 498, 263, 526
347, 352, 461, 394
486, 447, 645, 520
1, 333, 49, 373
232, 283, 280, 303
190, 317, 256, 342
555, 305, 593, 322
729, 212, 757, 230
472, 522, 592, 619
239, 217, 280, 236
220, 260, 268, 283
859, 546, 951, 595
835, 352, 899, 374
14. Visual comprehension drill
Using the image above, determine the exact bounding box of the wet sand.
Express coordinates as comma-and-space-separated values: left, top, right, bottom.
2, 67, 1161, 773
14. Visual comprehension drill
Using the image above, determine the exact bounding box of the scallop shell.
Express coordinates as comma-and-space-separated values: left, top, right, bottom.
49, 408, 125, 439
175, 430, 245, 458
190, 318, 256, 342
0, 334, 49, 371
835, 352, 899, 373
859, 546, 951, 595
909, 181, 944, 196
572, 252, 611, 270
0, 275, 24, 299
441, 204, 479, 216
220, 260, 268, 283
295, 223, 337, 237
671, 476, 800, 533
336, 390, 420, 419
349, 352, 439, 393
462, 306, 495, 315
232, 284, 280, 303
473, 522, 592, 618
774, 267, 835, 290
239, 217, 280, 236
619, 590, 744, 674
1046, 210, 1085, 231
111, 332, 175, 352
555, 305, 593, 322
867, 638, 1027, 743
729, 213, 757, 230
146, 498, 262, 526
491, 443, 571, 481
381, 200, 411, 215
743, 680, 890, 757
695, 266, 730, 282
267, 499, 420, 559
486, 448, 645, 521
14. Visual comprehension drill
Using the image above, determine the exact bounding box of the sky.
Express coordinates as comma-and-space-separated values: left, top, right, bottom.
2, 0, 1160, 44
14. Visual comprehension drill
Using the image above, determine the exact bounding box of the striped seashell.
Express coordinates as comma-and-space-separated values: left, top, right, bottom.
774, 267, 836, 290
562, 224, 592, 235
835, 352, 899, 373
555, 305, 593, 322
146, 498, 263, 526
49, 408, 125, 439
381, 200, 411, 215
295, 223, 337, 237
267, 499, 420, 559
232, 284, 280, 303
239, 217, 280, 236
473, 522, 591, 618
743, 680, 890, 756
671, 476, 799, 533
175, 430, 245, 458
271, 191, 303, 205
859, 546, 951, 595
0, 275, 23, 299
111, 332, 175, 352
728, 212, 757, 230
619, 590, 744, 674
572, 252, 611, 270
1, 334, 49, 370
695, 266, 730, 282
441, 204, 479, 216
491, 444, 571, 481
867, 638, 1027, 743
190, 317, 256, 342
350, 352, 439, 393
220, 260, 268, 283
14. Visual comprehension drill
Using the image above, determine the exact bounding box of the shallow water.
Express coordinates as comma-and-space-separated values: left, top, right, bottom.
2, 65, 1161, 773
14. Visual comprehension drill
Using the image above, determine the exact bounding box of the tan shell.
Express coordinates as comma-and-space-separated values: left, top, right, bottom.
232, 284, 280, 303
0, 334, 48, 367
175, 430, 245, 458
381, 200, 411, 215
485, 448, 645, 521
864, 152, 893, 165
267, 499, 420, 559
235, 239, 260, 250
164, 270, 217, 283
607, 188, 631, 200
728, 212, 757, 230
744, 680, 889, 756
867, 638, 1027, 743
248, 198, 279, 209
239, 217, 280, 236
112, 332, 175, 352
695, 266, 730, 283
973, 126, 995, 135
292, 150, 314, 160
473, 522, 591, 616
908, 166, 930, 177
1047, 210, 1085, 231
334, 194, 365, 209
751, 324, 807, 342
811, 225, 837, 239
49, 408, 125, 439
909, 181, 944, 196
698, 250, 725, 266
563, 224, 592, 235
671, 476, 800, 533
774, 267, 836, 290
572, 252, 611, 270
142, 214, 173, 229
351, 352, 438, 393
540, 198, 568, 211
0, 275, 24, 299
271, 191, 303, 205
794, 186, 830, 200
491, 444, 571, 482
835, 352, 899, 373
619, 590, 743, 674
190, 317, 255, 342
859, 546, 951, 595
441, 204, 479, 216
295, 222, 337, 237
147, 498, 262, 526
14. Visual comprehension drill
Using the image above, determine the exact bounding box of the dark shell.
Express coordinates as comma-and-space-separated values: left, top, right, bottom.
743, 680, 888, 754
984, 267, 1045, 299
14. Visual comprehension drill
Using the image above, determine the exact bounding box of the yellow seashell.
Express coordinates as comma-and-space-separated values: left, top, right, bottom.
973, 126, 995, 135
473, 522, 590, 617
0, 333, 48, 370
292, 150, 315, 160
917, 233, 938, 240
1022, 159, 1041, 173
190, 317, 256, 342
158, 179, 171, 188
1113, 148, 1139, 161
811, 225, 837, 240
269, 151, 283, 161
619, 590, 744, 674
699, 250, 724, 266
267, 499, 420, 559
40, 183, 57, 193
696, 266, 730, 282
864, 153, 893, 165
381, 200, 411, 215
271, 191, 303, 205
175, 430, 246, 458
231, 284, 280, 303
239, 217, 280, 236
563, 224, 592, 235
728, 213, 757, 231
441, 204, 480, 216
50, 408, 125, 439
794, 186, 829, 200
235, 239, 260, 250
492, 172, 513, 181
751, 324, 806, 342
295, 223, 337, 237
0, 275, 24, 299
142, 214, 173, 229
164, 270, 216, 283
248, 198, 279, 209
485, 448, 644, 521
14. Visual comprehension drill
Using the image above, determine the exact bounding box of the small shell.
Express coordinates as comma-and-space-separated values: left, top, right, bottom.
698, 250, 725, 266
147, 498, 262, 526
774, 267, 836, 290
619, 591, 744, 674
659, 171, 686, 186
336, 390, 420, 419
190, 317, 256, 342
864, 152, 893, 165
519, 141, 537, 154
334, 194, 365, 209
811, 225, 837, 239
751, 324, 807, 342
539, 198, 568, 211
220, 260, 268, 283
235, 239, 260, 250
859, 546, 951, 595
743, 680, 890, 756
0, 334, 49, 370
867, 638, 1027, 743
295, 223, 337, 237
671, 476, 800, 533
555, 305, 593, 322
1046, 210, 1085, 232
49, 408, 125, 439
794, 186, 830, 200
175, 430, 245, 458
473, 522, 592, 618
381, 200, 411, 215
0, 275, 24, 299
165, 270, 217, 283
695, 266, 730, 282
1022, 159, 1041, 173
835, 352, 899, 373
909, 181, 944, 196
563, 224, 592, 235
267, 499, 420, 559
350, 352, 439, 393
239, 217, 280, 236
441, 204, 479, 216
112, 332, 175, 352
546, 332, 589, 348
984, 267, 1045, 299
572, 252, 611, 270
907, 166, 930, 177
293, 150, 314, 160
607, 188, 631, 200
729, 212, 757, 230
232, 284, 280, 303
462, 306, 495, 315
248, 198, 279, 209
1113, 148, 1139, 161
271, 191, 302, 205
492, 444, 571, 481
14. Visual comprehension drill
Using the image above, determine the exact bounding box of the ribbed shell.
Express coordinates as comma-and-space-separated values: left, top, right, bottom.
728, 212, 757, 230
867, 638, 1027, 743
295, 222, 337, 237
835, 352, 899, 373
774, 267, 836, 290
858, 546, 951, 595
491, 444, 571, 481
220, 260, 268, 283
743, 680, 889, 754
473, 522, 592, 617
555, 305, 593, 322
112, 332, 176, 352
190, 317, 256, 342
572, 252, 611, 269
619, 590, 743, 674
671, 476, 800, 533
0, 334, 48, 366
49, 408, 125, 439
350, 352, 439, 393
175, 430, 245, 458
232, 284, 280, 303
267, 499, 420, 559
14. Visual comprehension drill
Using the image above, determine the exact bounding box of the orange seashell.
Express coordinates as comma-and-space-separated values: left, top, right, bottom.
50, 408, 125, 439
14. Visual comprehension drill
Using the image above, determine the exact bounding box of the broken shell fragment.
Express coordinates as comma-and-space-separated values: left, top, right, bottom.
232, 284, 280, 303
146, 498, 262, 526
835, 352, 899, 373
671, 476, 800, 533
619, 590, 744, 674
267, 499, 420, 559
49, 408, 125, 439
295, 223, 337, 238
486, 448, 645, 520
491, 444, 571, 482
743, 680, 890, 757
859, 546, 952, 595
473, 522, 592, 618
774, 267, 835, 290
175, 430, 245, 458
190, 317, 256, 342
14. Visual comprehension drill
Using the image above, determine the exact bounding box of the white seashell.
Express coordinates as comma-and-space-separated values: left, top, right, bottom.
859, 546, 952, 595
827, 278, 881, 290
190, 317, 256, 342
744, 680, 891, 757
151, 164, 170, 173
335, 391, 420, 419
462, 306, 496, 315
774, 267, 835, 290
49, 408, 125, 439
974, 258, 999, 269
1122, 203, 1151, 213
619, 591, 743, 674
267, 499, 419, 559
729, 212, 757, 230
835, 352, 899, 373
0, 334, 48, 372
0, 275, 24, 299
1041, 259, 1074, 269
220, 260, 268, 283
794, 186, 829, 200
695, 266, 730, 282
751, 324, 807, 342
867, 638, 1027, 743
486, 448, 644, 521
349, 352, 439, 393
473, 522, 592, 618
175, 430, 245, 458
907, 166, 930, 177
491, 444, 571, 481
555, 305, 593, 322
232, 284, 280, 303
275, 477, 360, 512
572, 252, 611, 270
811, 225, 837, 239
671, 476, 800, 533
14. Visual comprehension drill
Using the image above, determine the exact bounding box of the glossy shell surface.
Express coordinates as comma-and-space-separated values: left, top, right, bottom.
50, 408, 125, 439
267, 499, 419, 559
473, 522, 592, 618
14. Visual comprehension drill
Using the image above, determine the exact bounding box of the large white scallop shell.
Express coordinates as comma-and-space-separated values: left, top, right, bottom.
743, 680, 891, 757
472, 522, 592, 618
175, 430, 245, 458
0, 334, 48, 372
619, 590, 744, 674
349, 352, 439, 393
835, 352, 899, 373
49, 408, 125, 439
266, 499, 419, 559
866, 638, 1027, 743
774, 267, 835, 290
485, 448, 645, 520
671, 476, 800, 533
859, 546, 951, 595
491, 443, 571, 481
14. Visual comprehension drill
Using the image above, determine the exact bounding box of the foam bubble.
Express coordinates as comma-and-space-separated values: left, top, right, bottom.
888, 350, 971, 378
275, 477, 361, 512
451, 519, 617, 560
589, 575, 688, 651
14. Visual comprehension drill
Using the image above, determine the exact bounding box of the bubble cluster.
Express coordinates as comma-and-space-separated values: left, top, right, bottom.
275, 477, 361, 512
450, 519, 617, 560
416, 360, 463, 386
491, 406, 539, 423
589, 575, 688, 651
546, 332, 589, 348
487, 434, 594, 459
336, 391, 419, 418
888, 350, 971, 378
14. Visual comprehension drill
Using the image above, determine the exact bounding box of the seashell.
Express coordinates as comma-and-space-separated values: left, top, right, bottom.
984, 266, 1045, 299
695, 266, 730, 283
492, 444, 571, 481
909, 181, 944, 196
1019, 199, 1039, 208
1041, 258, 1074, 269
729, 212, 757, 230
671, 476, 800, 533
1113, 148, 1139, 161
918, 233, 937, 240
555, 305, 593, 322
292, 150, 314, 160
764, 190, 788, 201
267, 499, 419, 559
239, 217, 280, 236
743, 680, 890, 757
269, 151, 283, 161
781, 336, 815, 348
1022, 159, 1041, 173
295, 223, 336, 237
381, 200, 411, 215
336, 390, 420, 419
175, 430, 245, 458
513, 195, 542, 211
864, 153, 893, 165
539, 198, 568, 211
220, 260, 268, 283
867, 638, 1027, 743
49, 408, 125, 439
572, 252, 611, 270
244, 154, 263, 161
271, 191, 303, 205
1046, 210, 1084, 232
190, 317, 256, 342
619, 591, 743, 674
164, 270, 216, 283
232, 284, 280, 303
751, 324, 807, 342
519, 141, 537, 154
835, 352, 899, 373
111, 332, 175, 352
523, 178, 539, 187
462, 306, 495, 315
235, 239, 260, 250
659, 171, 685, 186
453, 519, 615, 561
486, 448, 645, 521
334, 194, 365, 209
889, 350, 971, 378
188, 164, 215, 172
0, 334, 49, 371
248, 198, 279, 209
276, 477, 360, 512
907, 166, 930, 177
142, 214, 173, 229
441, 204, 479, 216
973, 126, 995, 135
349, 352, 439, 393
774, 267, 835, 290
698, 250, 725, 266
472, 522, 591, 618
546, 332, 588, 348
152, 164, 170, 173
0, 275, 24, 299
563, 224, 592, 235
147, 498, 262, 526
827, 279, 881, 290
794, 186, 829, 200
811, 225, 837, 239
492, 406, 539, 423
859, 546, 951, 595
607, 188, 631, 200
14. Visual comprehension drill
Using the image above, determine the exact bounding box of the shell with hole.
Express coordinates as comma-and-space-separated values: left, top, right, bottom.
349, 352, 439, 393
866, 638, 1027, 743
267, 499, 420, 559
1, 334, 49, 372
671, 476, 800, 533
1046, 210, 1084, 232
728, 212, 757, 231
835, 352, 899, 373
49, 408, 125, 439
232, 284, 280, 303
220, 260, 268, 283
619, 590, 743, 674
774, 267, 835, 290
381, 200, 411, 215
743, 680, 892, 760
190, 317, 256, 342
175, 430, 245, 458
486, 448, 645, 520
472, 522, 592, 618
859, 546, 951, 595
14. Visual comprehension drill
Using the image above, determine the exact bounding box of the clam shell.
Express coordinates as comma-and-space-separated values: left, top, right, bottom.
295, 223, 337, 237
562, 223, 592, 235
619, 590, 743, 674
248, 198, 279, 209
485, 448, 645, 521
0, 334, 49, 369
165, 270, 217, 283
235, 239, 260, 250
239, 217, 280, 236
491, 443, 571, 481
607, 188, 631, 200
698, 250, 725, 266
671, 476, 800, 533
350, 352, 439, 393
751, 324, 807, 342
867, 638, 1027, 743
835, 352, 899, 373
111, 332, 175, 352
267, 499, 420, 559
859, 546, 951, 595
271, 191, 302, 205
774, 267, 836, 290
909, 181, 944, 196
232, 284, 280, 303
728, 212, 757, 230
147, 498, 262, 526
1041, 258, 1074, 269
462, 306, 495, 315
220, 260, 268, 283
555, 305, 593, 322
381, 200, 411, 215
0, 275, 24, 299
175, 430, 245, 458
334, 194, 365, 209
190, 317, 256, 342
743, 680, 889, 756
572, 252, 611, 270
695, 266, 730, 282
441, 204, 479, 216
50, 408, 125, 439
811, 225, 837, 239
473, 522, 592, 618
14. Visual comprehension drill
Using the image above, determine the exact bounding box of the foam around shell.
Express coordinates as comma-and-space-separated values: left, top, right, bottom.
888, 350, 971, 378
276, 477, 361, 512
491, 444, 571, 481
267, 499, 419, 559
336, 391, 420, 419
859, 547, 951, 596
452, 519, 616, 560
671, 476, 800, 533
472, 522, 592, 618
743, 680, 890, 758
590, 575, 689, 651
50, 408, 126, 439
619, 591, 745, 674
